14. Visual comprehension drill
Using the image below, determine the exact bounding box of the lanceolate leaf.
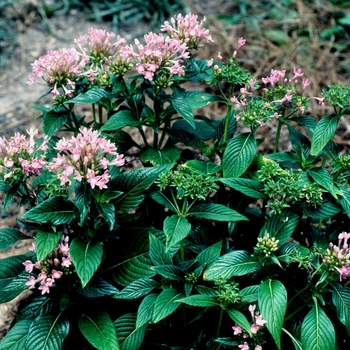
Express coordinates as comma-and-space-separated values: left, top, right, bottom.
337, 185, 350, 219
301, 297, 335, 350
184, 159, 222, 175
307, 167, 339, 198
332, 284, 350, 336
0, 228, 30, 250
0, 319, 31, 350
43, 111, 67, 136
310, 115, 338, 155
0, 254, 31, 279
203, 250, 259, 281
164, 215, 191, 251
300, 200, 341, 219
20, 196, 75, 225
226, 308, 252, 337
220, 178, 267, 199
149, 191, 178, 213
149, 233, 172, 266
136, 293, 158, 328
196, 241, 222, 267
112, 165, 173, 212
260, 209, 300, 247
240, 285, 259, 304
113, 278, 158, 299
70, 238, 103, 288
69, 88, 111, 104
222, 133, 256, 178
189, 203, 248, 222
140, 146, 181, 166
258, 280, 287, 350
77, 277, 118, 298
101, 110, 141, 131
26, 313, 69, 350
176, 294, 219, 307
151, 289, 183, 324
172, 96, 195, 128
114, 313, 147, 350
96, 202, 115, 230
79, 311, 119, 350
35, 230, 61, 261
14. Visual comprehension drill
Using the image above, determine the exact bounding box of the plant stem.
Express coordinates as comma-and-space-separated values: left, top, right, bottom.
92, 103, 96, 128
273, 120, 283, 153
284, 297, 311, 322
216, 308, 224, 338
98, 105, 103, 124
180, 240, 185, 262
223, 104, 232, 144
287, 283, 310, 307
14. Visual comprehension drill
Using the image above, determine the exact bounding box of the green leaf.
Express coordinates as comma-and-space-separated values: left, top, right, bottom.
184, 160, 221, 175
220, 178, 267, 199
184, 91, 221, 110
196, 241, 222, 267
260, 209, 300, 247
0, 228, 30, 250
35, 230, 61, 261
189, 203, 248, 222
171, 119, 215, 141
70, 238, 103, 288
20, 196, 75, 225
172, 97, 195, 128
151, 289, 183, 323
240, 285, 259, 304
68, 88, 111, 104
2, 271, 33, 293
136, 293, 158, 328
26, 313, 69, 350
332, 284, 350, 336
337, 185, 350, 218
176, 294, 219, 307
301, 297, 335, 350
149, 233, 172, 266
277, 243, 310, 263
110, 228, 161, 286
307, 167, 339, 198
149, 191, 177, 213
140, 145, 180, 166
310, 115, 338, 155
166, 128, 207, 151
204, 250, 259, 281
96, 202, 115, 230
264, 29, 291, 45
113, 278, 158, 299
222, 133, 256, 178
42, 111, 67, 136
77, 277, 118, 298
100, 110, 140, 132
113, 165, 173, 212
79, 311, 119, 350
300, 200, 341, 219
258, 280, 287, 350
164, 215, 191, 251
152, 265, 183, 281
114, 313, 147, 350
0, 254, 30, 280
226, 308, 252, 337
0, 319, 31, 350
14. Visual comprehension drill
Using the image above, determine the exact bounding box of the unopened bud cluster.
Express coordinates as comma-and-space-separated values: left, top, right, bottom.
215, 278, 242, 306
256, 234, 279, 257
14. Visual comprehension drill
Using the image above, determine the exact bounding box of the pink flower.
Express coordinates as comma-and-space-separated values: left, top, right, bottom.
249, 304, 256, 320
51, 270, 63, 279
238, 342, 249, 350
255, 346, 263, 350
207, 58, 214, 67
237, 37, 246, 50
302, 79, 311, 90
26, 276, 37, 289
232, 324, 243, 335
251, 324, 259, 334
335, 265, 350, 281
23, 261, 35, 273
255, 314, 267, 326
62, 256, 72, 268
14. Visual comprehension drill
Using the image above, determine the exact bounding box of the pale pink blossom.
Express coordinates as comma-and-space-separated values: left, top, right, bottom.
255, 346, 263, 350
255, 314, 267, 326
26, 276, 37, 289
232, 324, 243, 335
23, 261, 35, 273
238, 342, 249, 350
251, 324, 259, 334
237, 37, 246, 50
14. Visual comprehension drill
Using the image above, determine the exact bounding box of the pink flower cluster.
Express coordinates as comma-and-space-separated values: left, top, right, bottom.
121, 33, 190, 81
161, 13, 213, 49
48, 127, 124, 190
0, 128, 47, 182
27, 48, 87, 99
23, 234, 73, 295
324, 232, 350, 281
232, 305, 266, 350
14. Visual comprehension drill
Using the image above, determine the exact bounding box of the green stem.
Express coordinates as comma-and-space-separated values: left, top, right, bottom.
260, 199, 267, 229
284, 297, 311, 322
223, 104, 232, 144
138, 126, 149, 146
170, 188, 181, 214
216, 308, 224, 338
273, 119, 283, 153
92, 104, 97, 128
98, 105, 103, 125
287, 283, 310, 307
180, 240, 185, 262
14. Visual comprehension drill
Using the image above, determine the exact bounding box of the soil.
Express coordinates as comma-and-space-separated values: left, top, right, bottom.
0, 0, 349, 340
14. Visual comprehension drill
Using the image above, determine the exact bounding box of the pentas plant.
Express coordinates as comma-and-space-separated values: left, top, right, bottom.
1, 12, 350, 350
